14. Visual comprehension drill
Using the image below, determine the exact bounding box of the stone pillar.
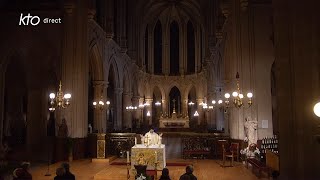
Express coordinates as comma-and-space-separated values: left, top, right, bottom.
26, 88, 47, 146
114, 88, 123, 130
148, 25, 154, 74
196, 98, 204, 125
123, 92, 133, 129
195, 26, 201, 72
106, 0, 114, 40
61, 1, 88, 138
161, 98, 167, 116
119, 0, 127, 52
145, 98, 153, 125
180, 21, 187, 75
0, 66, 4, 149
163, 27, 169, 75
92, 81, 107, 133
132, 96, 140, 120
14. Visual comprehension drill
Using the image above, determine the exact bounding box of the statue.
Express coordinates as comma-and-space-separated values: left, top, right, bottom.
244, 117, 258, 145
137, 153, 147, 165
58, 118, 68, 137
88, 124, 92, 134
141, 128, 162, 146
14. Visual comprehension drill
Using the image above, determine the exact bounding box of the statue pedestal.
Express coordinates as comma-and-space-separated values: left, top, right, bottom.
131, 144, 166, 170
97, 133, 106, 159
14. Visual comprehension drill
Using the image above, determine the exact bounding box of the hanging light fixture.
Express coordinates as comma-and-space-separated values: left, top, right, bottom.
93, 98, 110, 110
314, 102, 320, 117
224, 72, 253, 108
49, 81, 71, 112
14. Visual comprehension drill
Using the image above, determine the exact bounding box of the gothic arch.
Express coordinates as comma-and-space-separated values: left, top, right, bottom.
89, 44, 104, 81
105, 57, 121, 89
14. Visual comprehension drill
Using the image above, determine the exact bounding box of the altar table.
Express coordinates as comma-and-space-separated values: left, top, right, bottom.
131, 144, 166, 170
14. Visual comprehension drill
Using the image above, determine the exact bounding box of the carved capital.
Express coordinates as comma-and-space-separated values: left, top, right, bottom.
64, 3, 75, 14
88, 9, 96, 20
220, 0, 231, 18
215, 31, 223, 41
93, 80, 106, 88
240, 0, 249, 12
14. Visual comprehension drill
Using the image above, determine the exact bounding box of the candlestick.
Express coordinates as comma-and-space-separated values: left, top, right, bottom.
155, 151, 157, 162
127, 151, 130, 163
135, 137, 137, 145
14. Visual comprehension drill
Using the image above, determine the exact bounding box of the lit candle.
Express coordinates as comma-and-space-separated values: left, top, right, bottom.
127, 151, 130, 163
135, 137, 137, 145
155, 151, 157, 162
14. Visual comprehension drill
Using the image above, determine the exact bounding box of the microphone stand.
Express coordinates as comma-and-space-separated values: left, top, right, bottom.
44, 136, 51, 176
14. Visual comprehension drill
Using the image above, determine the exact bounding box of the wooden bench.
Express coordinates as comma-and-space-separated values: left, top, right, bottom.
246, 158, 270, 178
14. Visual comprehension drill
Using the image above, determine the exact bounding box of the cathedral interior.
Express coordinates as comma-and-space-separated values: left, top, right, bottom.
0, 0, 320, 179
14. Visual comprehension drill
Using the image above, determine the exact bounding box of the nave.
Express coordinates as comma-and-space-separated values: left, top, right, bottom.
27, 159, 268, 180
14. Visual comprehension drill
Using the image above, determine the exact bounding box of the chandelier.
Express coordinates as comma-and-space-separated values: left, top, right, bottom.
224, 72, 253, 108
93, 98, 110, 110
49, 81, 71, 112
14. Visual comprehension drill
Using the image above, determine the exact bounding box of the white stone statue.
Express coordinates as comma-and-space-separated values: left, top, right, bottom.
244, 117, 258, 145
142, 129, 161, 146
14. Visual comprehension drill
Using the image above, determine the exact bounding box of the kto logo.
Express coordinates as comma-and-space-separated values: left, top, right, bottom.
19, 13, 40, 26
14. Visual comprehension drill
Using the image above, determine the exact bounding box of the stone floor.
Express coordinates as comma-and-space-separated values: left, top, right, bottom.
5, 159, 270, 180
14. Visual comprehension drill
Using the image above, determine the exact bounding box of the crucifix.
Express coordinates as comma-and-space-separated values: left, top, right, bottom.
172, 99, 176, 112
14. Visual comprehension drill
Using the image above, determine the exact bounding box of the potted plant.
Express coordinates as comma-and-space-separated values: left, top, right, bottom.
66, 137, 73, 162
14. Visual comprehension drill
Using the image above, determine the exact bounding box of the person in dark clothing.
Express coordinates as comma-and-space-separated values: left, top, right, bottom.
179, 165, 197, 180
13, 162, 32, 180
159, 168, 171, 180
54, 167, 65, 180
61, 163, 75, 180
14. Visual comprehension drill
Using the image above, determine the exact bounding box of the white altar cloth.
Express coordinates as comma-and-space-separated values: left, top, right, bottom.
131, 144, 166, 170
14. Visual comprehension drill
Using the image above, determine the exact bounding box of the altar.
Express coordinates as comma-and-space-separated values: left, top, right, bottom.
159, 110, 189, 128
131, 144, 166, 170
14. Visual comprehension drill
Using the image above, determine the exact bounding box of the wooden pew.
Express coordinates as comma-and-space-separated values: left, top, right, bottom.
246, 158, 270, 178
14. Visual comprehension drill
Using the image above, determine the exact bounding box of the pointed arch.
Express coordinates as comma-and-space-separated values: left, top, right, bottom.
89, 44, 104, 81
169, 86, 182, 115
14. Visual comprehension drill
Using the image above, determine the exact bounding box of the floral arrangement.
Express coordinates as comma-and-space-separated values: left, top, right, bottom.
135, 173, 151, 180
136, 174, 146, 180
240, 143, 260, 160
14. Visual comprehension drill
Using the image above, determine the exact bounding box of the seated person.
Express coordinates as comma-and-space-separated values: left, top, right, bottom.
61, 162, 75, 180
54, 167, 65, 180
179, 165, 197, 180
159, 168, 171, 180
13, 162, 32, 180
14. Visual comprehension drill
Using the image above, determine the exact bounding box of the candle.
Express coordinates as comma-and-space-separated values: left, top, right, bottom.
127, 151, 130, 163
135, 137, 137, 145
155, 151, 157, 162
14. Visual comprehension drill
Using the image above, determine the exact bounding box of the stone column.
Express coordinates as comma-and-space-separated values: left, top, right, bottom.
161, 98, 167, 116
196, 98, 204, 125
114, 88, 123, 130
132, 96, 140, 120
163, 27, 169, 75
119, 0, 127, 52
61, 1, 88, 138
106, 0, 114, 40
26, 88, 47, 146
195, 26, 201, 72
148, 25, 154, 74
181, 92, 188, 117
145, 98, 153, 125
0, 66, 4, 149
92, 81, 107, 133
180, 21, 187, 75
123, 92, 133, 129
